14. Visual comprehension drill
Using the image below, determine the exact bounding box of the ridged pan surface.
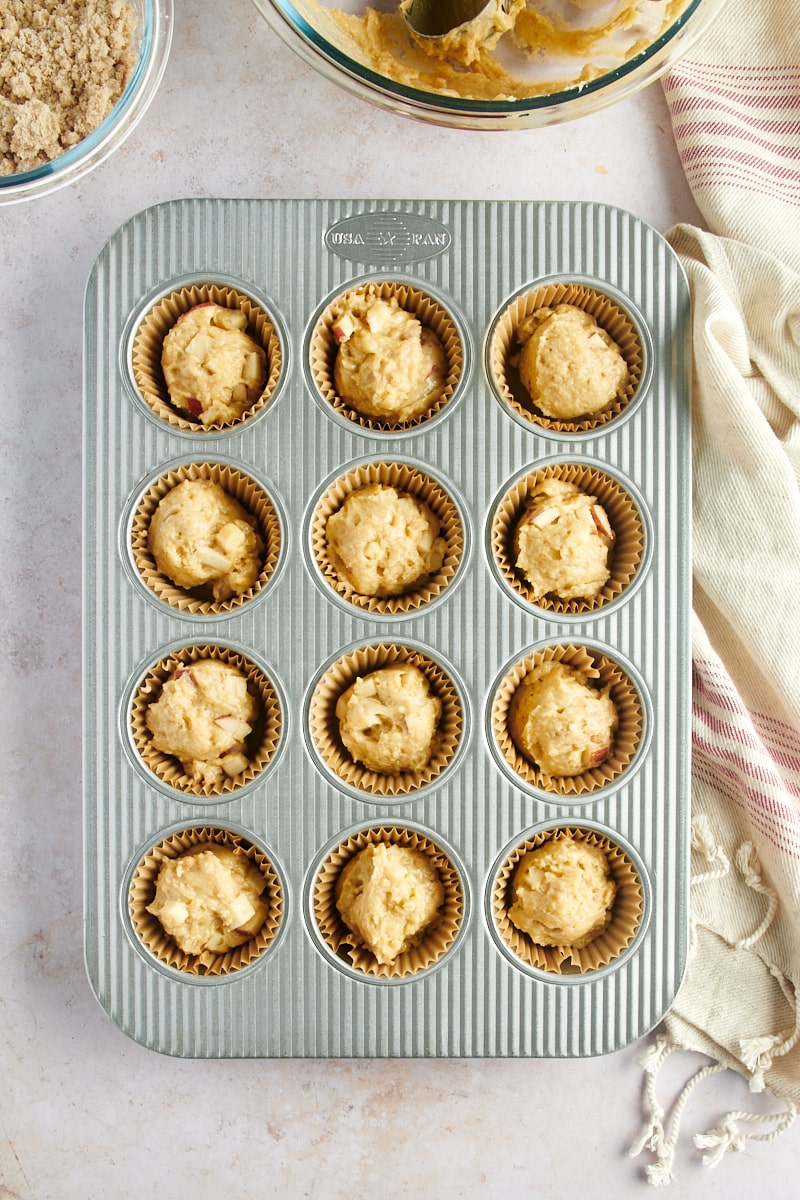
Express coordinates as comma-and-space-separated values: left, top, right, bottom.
83, 199, 691, 1058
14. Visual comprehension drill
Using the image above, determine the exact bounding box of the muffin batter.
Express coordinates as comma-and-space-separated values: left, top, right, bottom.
148, 478, 263, 602
336, 663, 441, 774
326, 483, 446, 596
335, 841, 444, 964
331, 293, 447, 423
514, 477, 614, 600
517, 304, 628, 419
512, 659, 618, 777
146, 658, 257, 787
508, 835, 616, 948
147, 844, 268, 956
161, 303, 267, 426
318, 1, 688, 103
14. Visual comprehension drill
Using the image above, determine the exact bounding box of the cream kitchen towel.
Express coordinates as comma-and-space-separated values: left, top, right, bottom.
629, 0, 800, 1184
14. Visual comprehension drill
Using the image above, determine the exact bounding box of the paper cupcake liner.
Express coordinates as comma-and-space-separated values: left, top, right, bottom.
492, 643, 643, 797
311, 460, 464, 615
491, 462, 646, 615
313, 825, 464, 979
488, 282, 644, 433
309, 280, 463, 431
129, 644, 283, 798
130, 461, 281, 615
131, 282, 283, 432
492, 825, 644, 975
128, 826, 283, 976
308, 643, 463, 797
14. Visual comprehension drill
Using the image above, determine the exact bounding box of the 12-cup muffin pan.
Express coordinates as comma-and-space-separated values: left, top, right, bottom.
83, 198, 691, 1058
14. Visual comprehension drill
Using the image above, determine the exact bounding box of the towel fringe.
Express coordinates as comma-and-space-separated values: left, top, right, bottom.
693, 1103, 798, 1168
739, 963, 800, 1092
630, 1033, 797, 1184
734, 842, 779, 950
689, 814, 730, 885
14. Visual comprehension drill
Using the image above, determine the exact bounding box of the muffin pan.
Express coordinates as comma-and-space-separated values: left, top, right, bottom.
83, 199, 691, 1057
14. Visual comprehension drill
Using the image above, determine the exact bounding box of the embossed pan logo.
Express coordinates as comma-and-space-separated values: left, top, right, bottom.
324, 211, 452, 265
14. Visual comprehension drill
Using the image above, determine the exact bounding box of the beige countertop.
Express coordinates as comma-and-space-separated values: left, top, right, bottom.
1, 1, 796, 1196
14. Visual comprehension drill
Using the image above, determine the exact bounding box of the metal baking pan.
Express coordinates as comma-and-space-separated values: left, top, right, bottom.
83, 198, 691, 1057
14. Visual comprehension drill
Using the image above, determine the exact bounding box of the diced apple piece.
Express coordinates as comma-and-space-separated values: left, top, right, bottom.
227, 893, 256, 928
588, 745, 609, 766
221, 751, 250, 778
212, 307, 248, 332
197, 546, 232, 572
184, 330, 212, 360
215, 521, 247, 555
186, 396, 203, 416
242, 351, 263, 387
214, 715, 253, 741
590, 505, 613, 539
526, 504, 558, 528
332, 313, 357, 343
231, 383, 248, 405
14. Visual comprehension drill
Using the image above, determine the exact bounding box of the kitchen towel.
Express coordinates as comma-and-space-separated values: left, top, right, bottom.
629, 0, 800, 1184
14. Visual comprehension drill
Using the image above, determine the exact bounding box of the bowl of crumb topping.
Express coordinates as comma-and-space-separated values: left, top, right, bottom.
0, 0, 172, 204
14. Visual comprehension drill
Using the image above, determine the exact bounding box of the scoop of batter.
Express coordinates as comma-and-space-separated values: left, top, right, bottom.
147, 845, 268, 956
335, 663, 441, 774
508, 835, 616, 948
336, 841, 444, 964
517, 304, 628, 419
161, 303, 266, 425
326, 483, 446, 596
332, 294, 446, 423
148, 478, 263, 602
511, 659, 617, 777
514, 477, 614, 600
146, 658, 257, 786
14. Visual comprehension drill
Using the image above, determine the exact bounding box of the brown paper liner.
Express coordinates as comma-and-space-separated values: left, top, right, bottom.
491, 462, 646, 615
130, 644, 282, 798
492, 643, 643, 797
488, 282, 644, 433
131, 282, 283, 432
492, 825, 644, 975
309, 281, 463, 431
311, 461, 464, 615
130, 461, 281, 615
313, 825, 464, 978
128, 826, 283, 976
308, 643, 463, 797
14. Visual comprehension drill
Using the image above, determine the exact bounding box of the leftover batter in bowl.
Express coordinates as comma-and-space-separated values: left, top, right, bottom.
326, 482, 447, 597
160, 302, 267, 426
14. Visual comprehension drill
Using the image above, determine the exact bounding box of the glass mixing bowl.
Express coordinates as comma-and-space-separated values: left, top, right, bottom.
251, 0, 728, 130
0, 0, 173, 205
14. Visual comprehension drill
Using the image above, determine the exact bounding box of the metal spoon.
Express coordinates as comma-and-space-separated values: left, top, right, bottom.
403, 0, 500, 40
